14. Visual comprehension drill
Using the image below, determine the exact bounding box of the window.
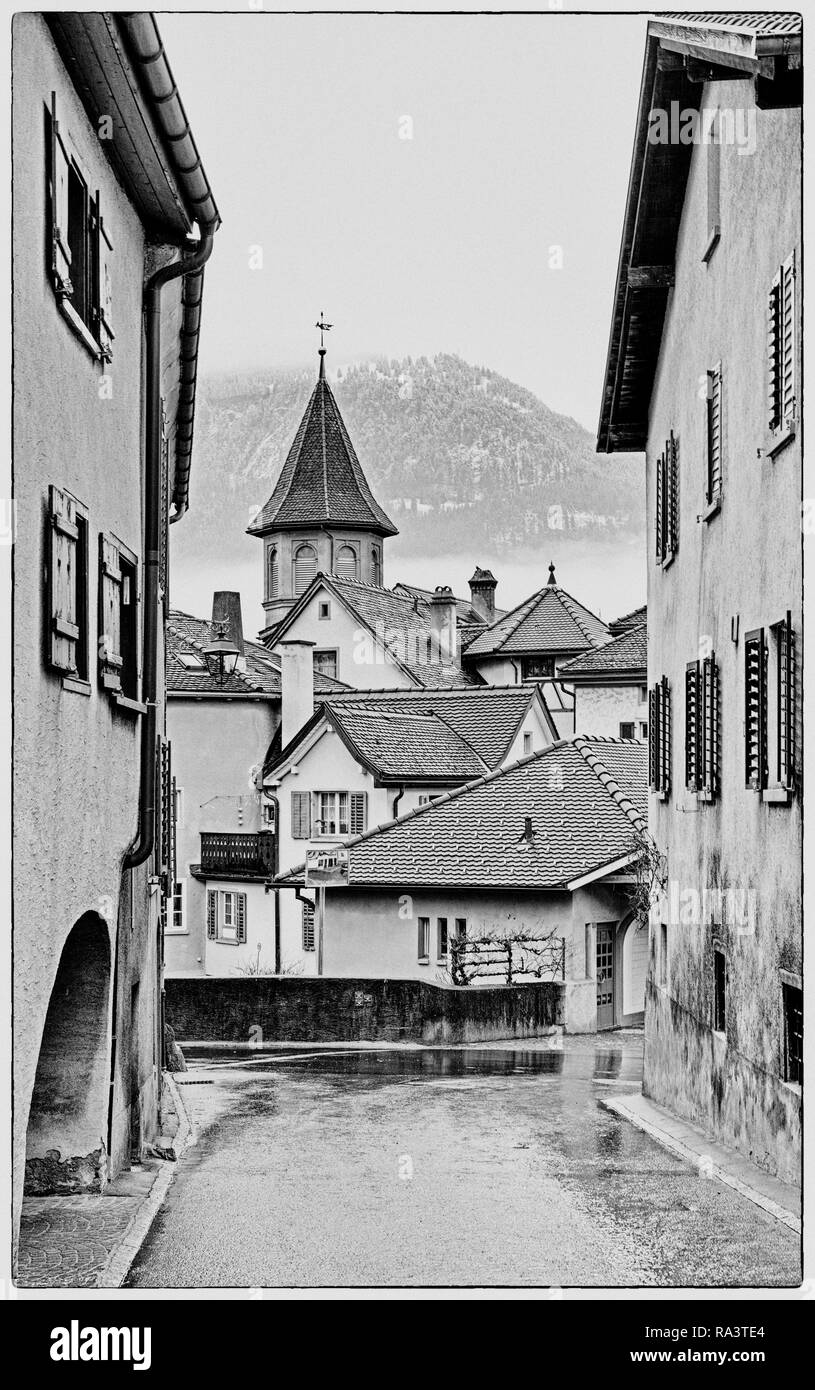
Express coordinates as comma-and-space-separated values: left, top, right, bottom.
638, 685, 648, 704
648, 677, 672, 796
417, 917, 430, 961
46, 94, 114, 359
744, 628, 767, 790
705, 363, 723, 505
454, 917, 467, 943
782, 983, 803, 1085
639, 721, 648, 740
436, 917, 448, 960
620, 722, 635, 740
291, 791, 311, 839
767, 251, 797, 444
747, 616, 797, 796
164, 880, 186, 935
418, 794, 440, 806
523, 732, 533, 755
335, 545, 357, 581
46, 486, 88, 683
155, 735, 176, 895
659, 924, 668, 988
313, 791, 367, 838
522, 656, 554, 680
302, 899, 315, 952
655, 433, 679, 564
313, 649, 338, 680
773, 613, 797, 790
371, 547, 382, 587
267, 546, 278, 600
713, 947, 726, 1034
703, 107, 721, 262
293, 543, 317, 595
98, 534, 140, 704
318, 600, 331, 620
685, 654, 719, 798
206, 890, 247, 944
177, 653, 205, 670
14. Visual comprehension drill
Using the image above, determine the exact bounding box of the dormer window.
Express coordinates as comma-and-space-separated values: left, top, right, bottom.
177, 653, 205, 670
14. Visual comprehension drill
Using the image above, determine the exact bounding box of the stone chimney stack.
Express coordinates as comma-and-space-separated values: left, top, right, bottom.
280, 639, 315, 749
429, 586, 457, 667
212, 591, 246, 672
469, 567, 497, 623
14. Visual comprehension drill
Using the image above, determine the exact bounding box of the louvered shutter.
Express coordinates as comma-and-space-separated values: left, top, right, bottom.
780, 252, 796, 428
778, 612, 795, 789
745, 630, 767, 789
655, 451, 664, 560
335, 545, 357, 580
702, 654, 718, 797
648, 685, 658, 789
236, 894, 247, 944
668, 433, 679, 555
685, 662, 700, 791
207, 891, 218, 940
302, 900, 315, 951
291, 791, 311, 839
98, 534, 123, 690
159, 403, 169, 611
349, 792, 367, 836
767, 270, 782, 431
49, 93, 72, 298
47, 486, 79, 671
659, 676, 671, 795
293, 545, 317, 594
706, 365, 722, 502
93, 191, 114, 361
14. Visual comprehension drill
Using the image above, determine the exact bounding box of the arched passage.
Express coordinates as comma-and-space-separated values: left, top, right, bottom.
620, 912, 648, 1024
24, 912, 112, 1194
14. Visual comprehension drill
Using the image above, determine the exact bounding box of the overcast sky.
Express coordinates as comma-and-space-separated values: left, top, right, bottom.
159, 11, 645, 433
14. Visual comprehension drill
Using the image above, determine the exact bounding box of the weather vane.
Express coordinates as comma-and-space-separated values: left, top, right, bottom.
316, 312, 333, 350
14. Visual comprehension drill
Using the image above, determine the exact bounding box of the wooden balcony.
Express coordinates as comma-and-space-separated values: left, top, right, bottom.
198, 831, 275, 878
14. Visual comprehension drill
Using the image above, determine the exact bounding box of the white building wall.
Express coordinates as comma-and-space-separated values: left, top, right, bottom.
272, 584, 416, 689
573, 685, 648, 739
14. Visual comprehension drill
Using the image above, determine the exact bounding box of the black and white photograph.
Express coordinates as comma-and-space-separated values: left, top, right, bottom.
2, 0, 810, 1347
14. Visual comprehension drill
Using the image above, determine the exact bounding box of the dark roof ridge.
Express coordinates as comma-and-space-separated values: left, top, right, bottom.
555, 586, 608, 648
572, 735, 647, 834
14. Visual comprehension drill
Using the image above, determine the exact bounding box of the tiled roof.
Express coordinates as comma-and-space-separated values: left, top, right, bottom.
327, 685, 550, 768
246, 368, 397, 537
609, 603, 646, 634
392, 581, 506, 626
167, 611, 348, 695
658, 13, 801, 38
330, 708, 488, 781
559, 624, 647, 679
463, 579, 609, 659
278, 737, 647, 890
269, 574, 479, 688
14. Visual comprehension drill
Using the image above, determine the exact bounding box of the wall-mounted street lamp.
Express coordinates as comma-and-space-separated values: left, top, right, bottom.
203, 620, 240, 685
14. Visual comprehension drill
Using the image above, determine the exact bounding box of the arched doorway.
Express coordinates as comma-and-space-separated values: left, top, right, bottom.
619, 911, 647, 1026
24, 912, 112, 1194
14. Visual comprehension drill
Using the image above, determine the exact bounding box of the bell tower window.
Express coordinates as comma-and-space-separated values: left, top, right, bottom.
335, 544, 357, 581
267, 545, 278, 600
293, 543, 317, 595
371, 546, 381, 587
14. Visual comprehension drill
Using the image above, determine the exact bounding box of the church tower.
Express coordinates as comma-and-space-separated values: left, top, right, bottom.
248, 336, 398, 631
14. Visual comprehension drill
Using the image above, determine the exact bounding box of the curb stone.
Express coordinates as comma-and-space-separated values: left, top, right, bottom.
98, 1073, 196, 1288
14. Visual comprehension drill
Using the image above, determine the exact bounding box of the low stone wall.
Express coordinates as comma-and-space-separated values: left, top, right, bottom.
166, 976, 565, 1045
643, 981, 802, 1187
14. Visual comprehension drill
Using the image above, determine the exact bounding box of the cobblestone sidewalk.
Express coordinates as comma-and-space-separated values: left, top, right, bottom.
17, 1192, 144, 1288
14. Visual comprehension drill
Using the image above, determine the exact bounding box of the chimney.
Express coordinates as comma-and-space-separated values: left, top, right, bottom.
429, 585, 457, 666
280, 639, 315, 748
469, 567, 497, 623
212, 591, 246, 672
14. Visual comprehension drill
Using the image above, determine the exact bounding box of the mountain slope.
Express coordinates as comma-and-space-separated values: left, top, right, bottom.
179, 353, 644, 565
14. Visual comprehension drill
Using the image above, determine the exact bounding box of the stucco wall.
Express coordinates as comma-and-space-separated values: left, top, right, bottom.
573, 685, 648, 739
643, 77, 802, 1181
271, 582, 415, 688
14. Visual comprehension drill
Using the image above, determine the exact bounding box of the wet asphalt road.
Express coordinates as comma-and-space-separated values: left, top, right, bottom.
126, 1034, 799, 1288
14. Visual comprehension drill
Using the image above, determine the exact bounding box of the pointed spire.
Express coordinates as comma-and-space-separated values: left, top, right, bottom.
547, 561, 557, 586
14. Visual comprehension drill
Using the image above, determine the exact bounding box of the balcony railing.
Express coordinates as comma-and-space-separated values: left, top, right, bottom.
199, 831, 275, 876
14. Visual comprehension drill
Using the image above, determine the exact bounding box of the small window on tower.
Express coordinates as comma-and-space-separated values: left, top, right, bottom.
335, 545, 357, 581
293, 543, 317, 595
267, 546, 278, 600
371, 546, 382, 587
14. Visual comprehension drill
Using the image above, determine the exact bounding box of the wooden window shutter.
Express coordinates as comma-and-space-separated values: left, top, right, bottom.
49, 94, 72, 298
655, 451, 664, 560
702, 654, 719, 797
302, 900, 315, 951
349, 792, 367, 836
668, 433, 679, 555
648, 685, 658, 789
685, 661, 700, 792
780, 251, 796, 428
767, 269, 782, 431
236, 894, 247, 944
92, 191, 114, 361
207, 891, 218, 940
291, 790, 311, 839
778, 612, 795, 789
659, 676, 671, 795
159, 401, 169, 610
706, 366, 722, 503
745, 629, 767, 789
98, 534, 124, 690
47, 485, 80, 671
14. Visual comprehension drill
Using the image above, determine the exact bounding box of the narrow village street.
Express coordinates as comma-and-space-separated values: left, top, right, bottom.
126, 1035, 799, 1289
